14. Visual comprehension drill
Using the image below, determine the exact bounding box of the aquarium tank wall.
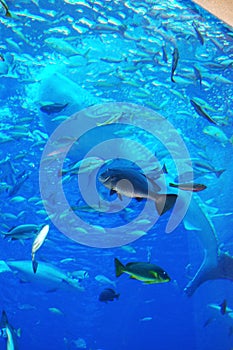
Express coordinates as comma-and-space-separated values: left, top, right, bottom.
0, 0, 233, 349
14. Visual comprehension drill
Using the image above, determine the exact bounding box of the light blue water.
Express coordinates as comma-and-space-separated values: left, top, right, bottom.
0, 0, 233, 349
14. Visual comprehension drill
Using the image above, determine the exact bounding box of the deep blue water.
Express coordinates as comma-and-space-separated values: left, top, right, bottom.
0, 0, 233, 349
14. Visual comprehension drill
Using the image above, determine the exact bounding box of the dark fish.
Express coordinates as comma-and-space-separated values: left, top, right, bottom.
203, 317, 215, 327
40, 103, 68, 115
114, 258, 170, 284
190, 99, 217, 124
0, 0, 11, 17
0, 54, 4, 61
169, 182, 207, 192
193, 66, 202, 87
192, 22, 204, 45
220, 299, 227, 315
162, 45, 168, 63
171, 48, 179, 83
99, 166, 160, 197
99, 167, 177, 215
99, 288, 120, 303
7, 172, 30, 197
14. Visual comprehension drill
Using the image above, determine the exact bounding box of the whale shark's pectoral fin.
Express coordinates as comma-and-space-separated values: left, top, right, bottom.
184, 251, 233, 297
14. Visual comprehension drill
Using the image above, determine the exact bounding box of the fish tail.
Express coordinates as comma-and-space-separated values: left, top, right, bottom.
32, 259, 38, 274
215, 169, 226, 178
83, 48, 91, 58
219, 299, 227, 315
119, 24, 127, 34
162, 164, 168, 174
171, 75, 175, 83
114, 258, 125, 277
169, 182, 177, 188
155, 194, 178, 215
1, 310, 8, 326
6, 10, 12, 17
16, 328, 21, 338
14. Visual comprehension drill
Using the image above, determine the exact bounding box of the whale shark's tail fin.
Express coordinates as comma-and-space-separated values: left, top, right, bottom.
184, 250, 233, 297
181, 194, 233, 296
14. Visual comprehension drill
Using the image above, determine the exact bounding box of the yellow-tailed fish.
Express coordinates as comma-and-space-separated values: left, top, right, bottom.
114, 258, 170, 284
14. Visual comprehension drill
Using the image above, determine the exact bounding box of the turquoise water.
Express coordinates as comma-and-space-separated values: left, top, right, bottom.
0, 0, 233, 349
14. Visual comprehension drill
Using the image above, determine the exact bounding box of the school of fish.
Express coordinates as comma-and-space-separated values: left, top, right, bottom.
0, 0, 233, 349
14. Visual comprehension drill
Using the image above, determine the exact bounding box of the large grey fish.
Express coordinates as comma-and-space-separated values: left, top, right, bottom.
99, 167, 177, 215
0, 260, 84, 292
0, 310, 19, 350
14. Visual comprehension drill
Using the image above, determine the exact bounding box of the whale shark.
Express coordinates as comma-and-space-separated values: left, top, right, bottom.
0, 260, 84, 292
183, 194, 233, 296
36, 68, 233, 296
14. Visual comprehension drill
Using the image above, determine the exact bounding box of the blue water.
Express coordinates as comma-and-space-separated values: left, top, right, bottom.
0, 0, 233, 349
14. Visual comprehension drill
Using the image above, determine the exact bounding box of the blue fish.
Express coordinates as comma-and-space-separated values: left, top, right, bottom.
40, 103, 68, 115
99, 288, 120, 303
